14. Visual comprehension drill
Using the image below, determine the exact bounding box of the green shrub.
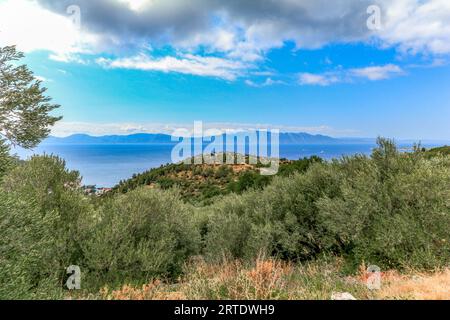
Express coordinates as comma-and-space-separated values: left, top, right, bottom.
82, 188, 201, 289
278, 156, 323, 177
204, 194, 261, 260
1, 155, 94, 291
2, 155, 82, 214
0, 140, 15, 181
204, 162, 342, 261
215, 165, 232, 179
0, 192, 62, 299
425, 145, 450, 158
227, 171, 271, 194
157, 177, 175, 189
318, 139, 450, 269
204, 139, 450, 270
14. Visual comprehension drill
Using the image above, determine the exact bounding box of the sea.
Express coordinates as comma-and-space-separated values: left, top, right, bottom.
11, 143, 440, 187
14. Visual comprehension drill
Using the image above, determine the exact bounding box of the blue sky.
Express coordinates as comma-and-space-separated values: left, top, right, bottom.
1, 0, 450, 140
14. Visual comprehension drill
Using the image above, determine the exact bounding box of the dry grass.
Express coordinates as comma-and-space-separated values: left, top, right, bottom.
180, 256, 294, 300
96, 257, 449, 301
100, 281, 187, 300
99, 256, 367, 300
376, 269, 450, 300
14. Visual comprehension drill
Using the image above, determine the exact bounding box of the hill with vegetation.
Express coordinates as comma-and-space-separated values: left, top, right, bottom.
109, 145, 450, 205
425, 145, 450, 157
111, 155, 323, 204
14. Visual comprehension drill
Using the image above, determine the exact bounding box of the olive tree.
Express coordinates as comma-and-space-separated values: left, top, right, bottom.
0, 46, 61, 149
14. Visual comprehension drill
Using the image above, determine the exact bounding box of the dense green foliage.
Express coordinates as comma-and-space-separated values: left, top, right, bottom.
0, 192, 60, 299
0, 140, 449, 298
0, 46, 61, 149
0, 139, 14, 180
319, 141, 450, 269
204, 139, 450, 270
0, 45, 59, 181
1, 156, 91, 298
0, 46, 68, 298
0, 155, 201, 297
81, 188, 200, 289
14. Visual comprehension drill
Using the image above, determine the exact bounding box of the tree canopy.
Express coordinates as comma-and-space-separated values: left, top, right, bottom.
0, 46, 61, 148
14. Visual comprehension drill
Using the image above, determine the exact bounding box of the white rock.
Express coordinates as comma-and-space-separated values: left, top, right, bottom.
331, 292, 357, 300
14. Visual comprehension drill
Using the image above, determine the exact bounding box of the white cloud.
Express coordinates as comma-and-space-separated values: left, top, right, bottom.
350, 64, 404, 80
97, 53, 248, 80
175, 27, 238, 53
245, 78, 285, 87
49, 53, 88, 64
299, 73, 340, 86
0, 0, 98, 57
378, 0, 450, 55
35, 75, 52, 82
117, 0, 149, 12
299, 64, 404, 86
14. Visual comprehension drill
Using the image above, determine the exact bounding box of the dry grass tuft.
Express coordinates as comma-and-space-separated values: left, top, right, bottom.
376, 269, 450, 300
246, 259, 292, 298
101, 280, 188, 300
177, 255, 295, 300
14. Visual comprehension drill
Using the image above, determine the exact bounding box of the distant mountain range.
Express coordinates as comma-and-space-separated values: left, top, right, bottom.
43, 132, 374, 145
44, 133, 175, 145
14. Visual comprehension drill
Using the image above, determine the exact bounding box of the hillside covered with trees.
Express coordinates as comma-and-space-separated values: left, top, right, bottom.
111, 155, 323, 204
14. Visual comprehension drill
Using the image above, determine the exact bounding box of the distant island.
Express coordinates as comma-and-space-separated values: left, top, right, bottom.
42, 132, 375, 145
42, 133, 450, 147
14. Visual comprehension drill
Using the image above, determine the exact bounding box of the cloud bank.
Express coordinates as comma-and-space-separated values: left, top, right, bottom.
1, 0, 449, 83
31, 0, 450, 56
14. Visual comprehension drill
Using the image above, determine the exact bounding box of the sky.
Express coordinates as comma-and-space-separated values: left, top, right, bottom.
0, 0, 449, 140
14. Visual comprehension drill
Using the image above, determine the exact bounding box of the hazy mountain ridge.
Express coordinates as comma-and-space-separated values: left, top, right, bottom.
43, 132, 368, 145
43, 133, 175, 145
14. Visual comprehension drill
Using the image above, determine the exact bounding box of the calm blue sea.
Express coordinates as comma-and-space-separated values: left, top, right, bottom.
12, 143, 436, 187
